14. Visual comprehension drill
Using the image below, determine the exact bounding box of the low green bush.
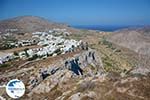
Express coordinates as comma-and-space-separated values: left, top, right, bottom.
0, 63, 10, 68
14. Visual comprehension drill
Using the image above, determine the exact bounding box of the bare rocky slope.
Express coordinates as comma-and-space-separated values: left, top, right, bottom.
0, 16, 78, 34
1, 48, 150, 100
108, 26, 150, 75
108, 26, 150, 56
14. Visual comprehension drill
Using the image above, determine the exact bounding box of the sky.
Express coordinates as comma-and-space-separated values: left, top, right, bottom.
0, 0, 150, 25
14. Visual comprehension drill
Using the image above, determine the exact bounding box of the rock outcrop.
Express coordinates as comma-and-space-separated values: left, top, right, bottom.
27, 49, 104, 96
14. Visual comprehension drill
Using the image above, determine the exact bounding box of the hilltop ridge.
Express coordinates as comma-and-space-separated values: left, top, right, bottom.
0, 16, 77, 34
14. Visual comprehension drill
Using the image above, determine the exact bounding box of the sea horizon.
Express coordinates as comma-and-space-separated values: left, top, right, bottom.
72, 25, 147, 32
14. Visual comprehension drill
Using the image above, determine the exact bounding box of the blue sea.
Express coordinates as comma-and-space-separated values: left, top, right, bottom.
72, 25, 131, 32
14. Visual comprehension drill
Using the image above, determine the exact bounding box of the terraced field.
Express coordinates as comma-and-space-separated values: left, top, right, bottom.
69, 31, 137, 74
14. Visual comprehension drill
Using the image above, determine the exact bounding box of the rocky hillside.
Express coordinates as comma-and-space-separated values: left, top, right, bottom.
0, 48, 104, 99
108, 26, 150, 56
115, 26, 150, 36
0, 16, 78, 34
107, 26, 150, 75
1, 48, 150, 100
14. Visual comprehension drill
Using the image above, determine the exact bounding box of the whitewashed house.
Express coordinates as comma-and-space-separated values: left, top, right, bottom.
0, 52, 13, 64
16, 31, 81, 60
